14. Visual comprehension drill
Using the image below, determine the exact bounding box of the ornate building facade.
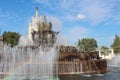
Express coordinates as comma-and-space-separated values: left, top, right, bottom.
28, 7, 58, 47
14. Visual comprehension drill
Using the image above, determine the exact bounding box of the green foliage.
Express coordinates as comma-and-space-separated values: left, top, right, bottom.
3, 31, 20, 47
111, 35, 120, 53
101, 46, 108, 49
77, 38, 98, 52
100, 46, 108, 55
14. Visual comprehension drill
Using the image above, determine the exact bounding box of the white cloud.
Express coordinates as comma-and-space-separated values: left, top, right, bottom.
33, 0, 120, 25
54, 0, 111, 24
63, 26, 90, 45
79, 0, 112, 25
61, 15, 76, 22
68, 26, 89, 35
47, 16, 62, 32
77, 13, 86, 20
0, 10, 10, 18
60, 0, 74, 10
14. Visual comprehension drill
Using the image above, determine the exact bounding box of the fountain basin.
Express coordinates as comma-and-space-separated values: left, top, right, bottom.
57, 59, 107, 75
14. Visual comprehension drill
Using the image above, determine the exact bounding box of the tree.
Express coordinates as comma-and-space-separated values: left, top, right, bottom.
77, 38, 98, 52
100, 46, 108, 55
111, 35, 120, 53
3, 31, 20, 47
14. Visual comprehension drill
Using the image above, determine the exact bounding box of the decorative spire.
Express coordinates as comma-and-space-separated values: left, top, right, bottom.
36, 7, 39, 18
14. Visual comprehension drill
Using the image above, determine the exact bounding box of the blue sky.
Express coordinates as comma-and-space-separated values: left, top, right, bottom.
0, 0, 120, 47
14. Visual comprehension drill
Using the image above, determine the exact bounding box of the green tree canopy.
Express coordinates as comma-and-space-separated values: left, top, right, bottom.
3, 31, 20, 47
100, 46, 108, 55
111, 35, 120, 53
77, 38, 98, 52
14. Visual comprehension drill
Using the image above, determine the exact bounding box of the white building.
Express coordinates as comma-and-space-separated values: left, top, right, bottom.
96, 48, 114, 60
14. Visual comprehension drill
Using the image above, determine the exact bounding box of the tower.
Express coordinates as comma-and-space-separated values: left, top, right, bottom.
36, 7, 39, 18
28, 7, 40, 42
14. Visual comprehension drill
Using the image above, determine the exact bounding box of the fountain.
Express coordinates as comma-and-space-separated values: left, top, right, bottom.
107, 54, 120, 72
0, 45, 58, 80
58, 46, 107, 77
0, 7, 59, 80
0, 7, 107, 80
108, 54, 120, 67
